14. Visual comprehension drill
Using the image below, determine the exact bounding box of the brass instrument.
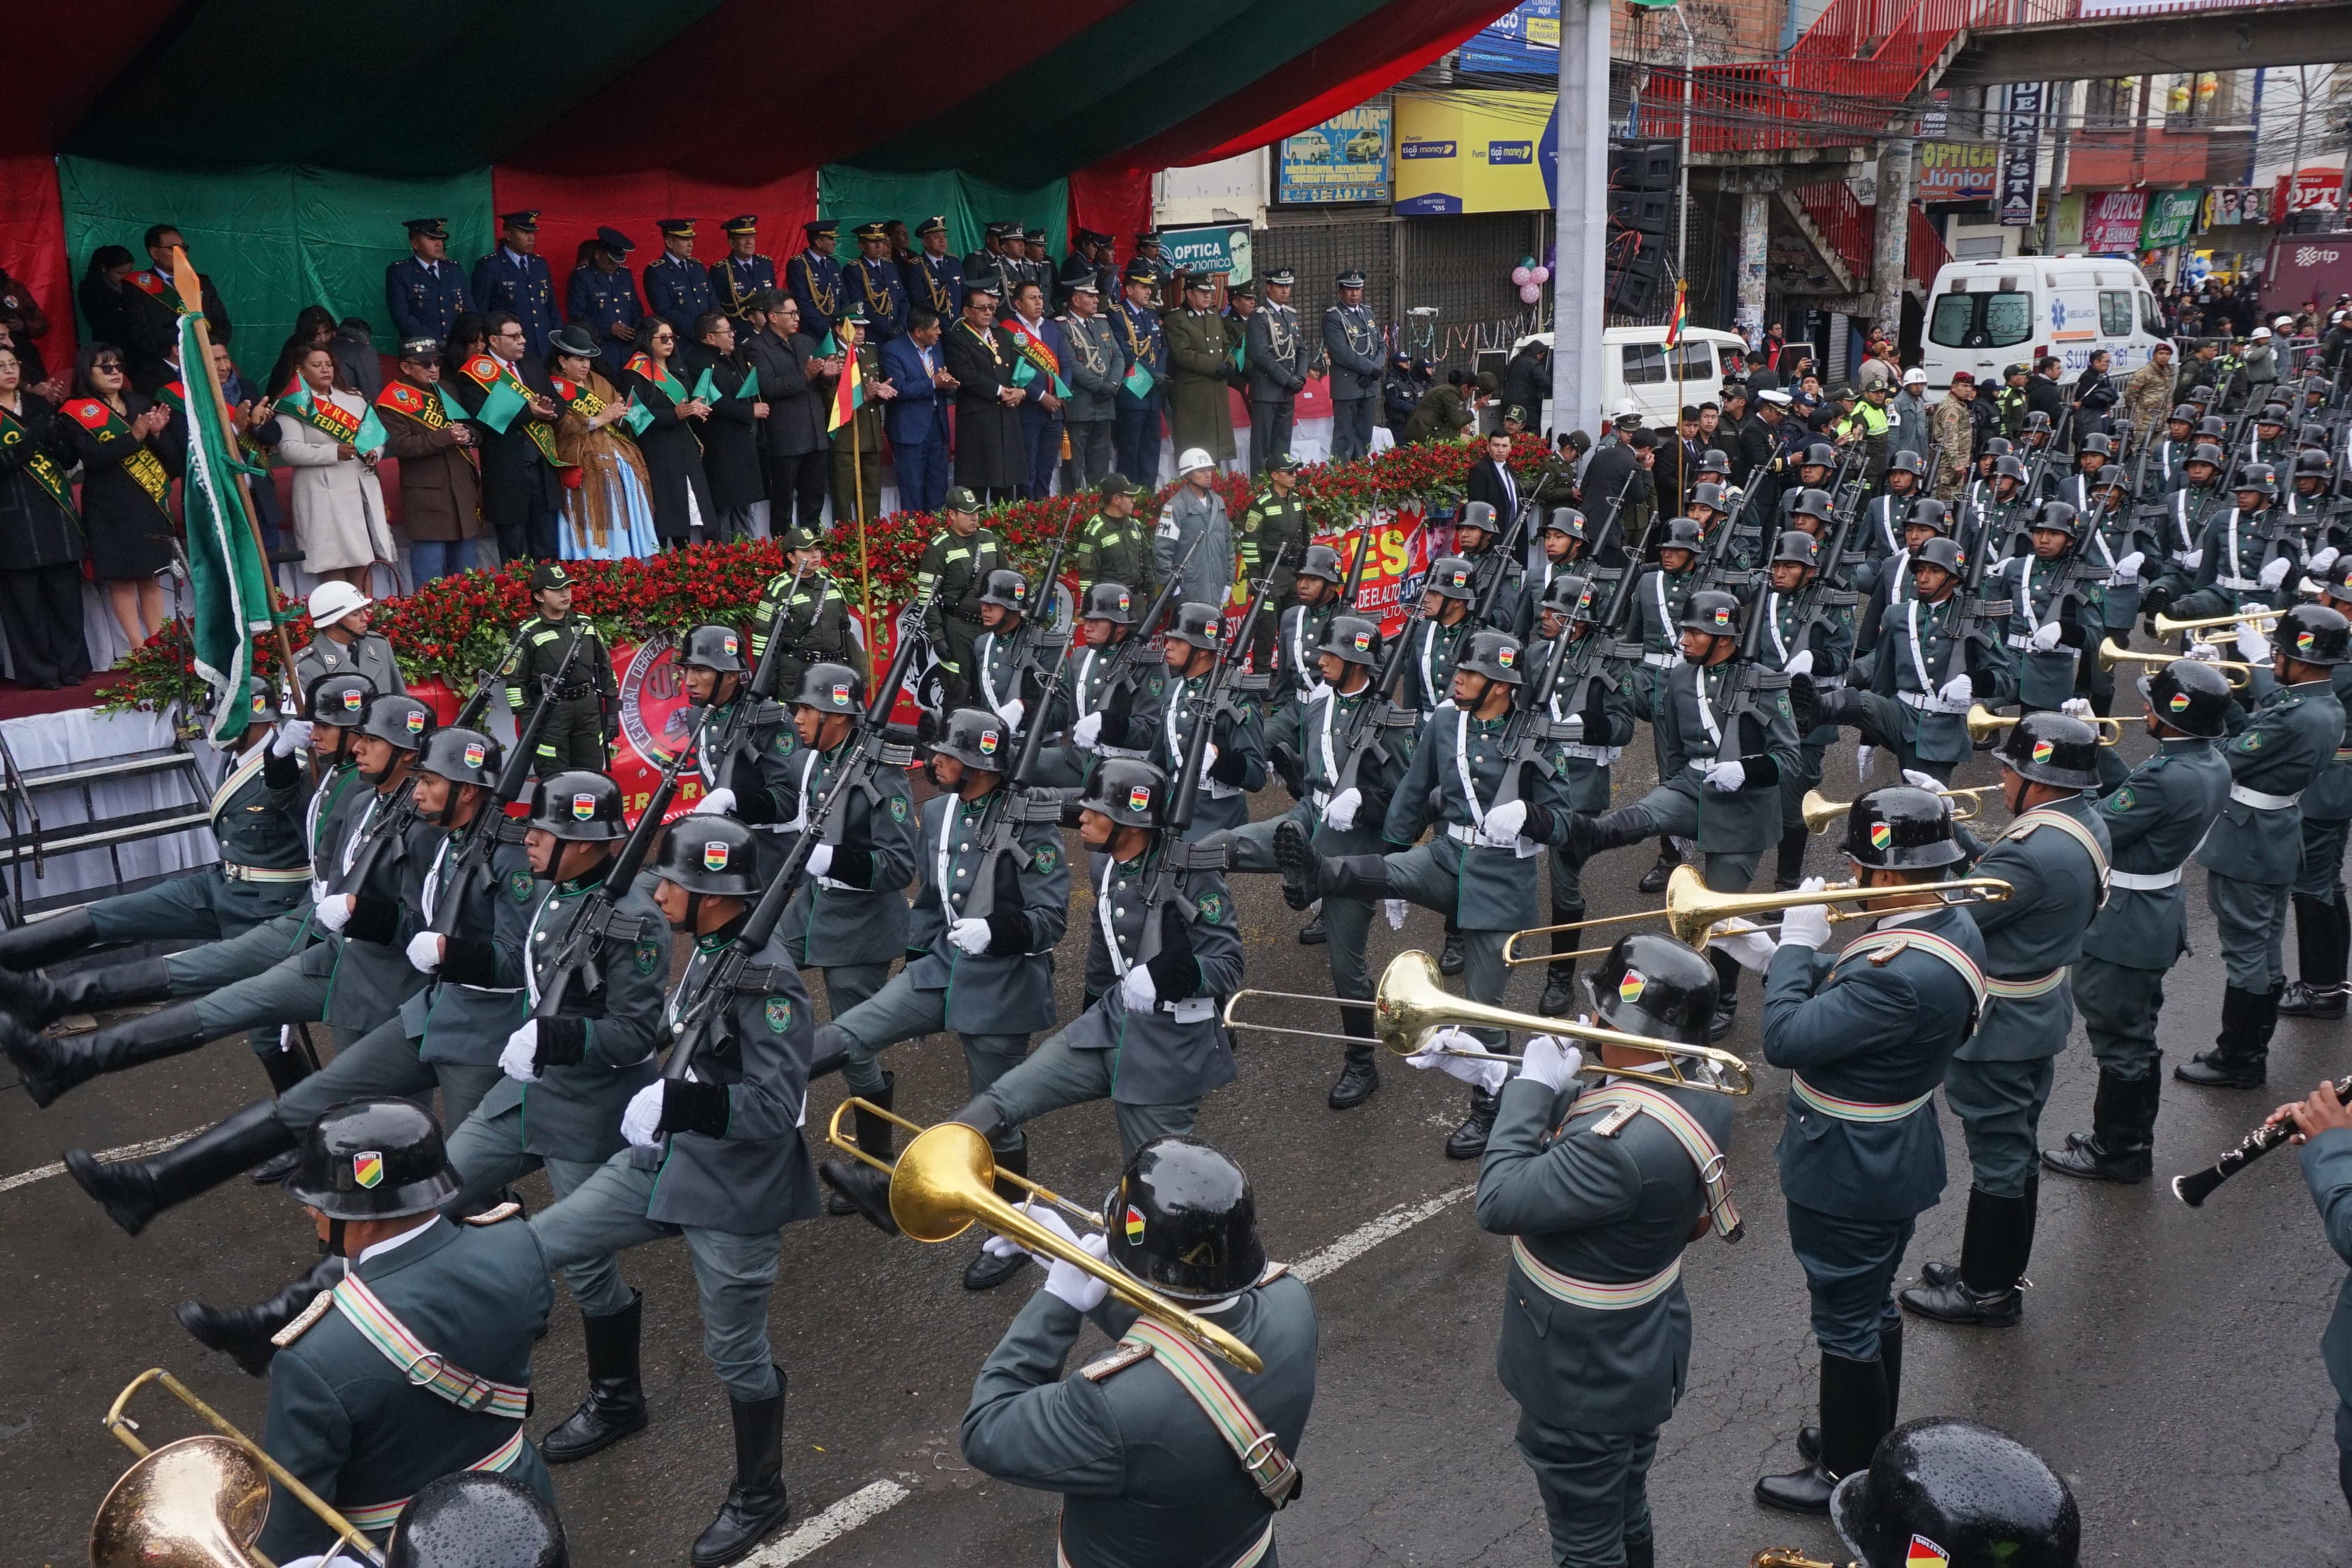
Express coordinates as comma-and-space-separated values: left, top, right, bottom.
1801, 784, 1996, 834
1219, 948, 1753, 1093
823, 1103, 1264, 1374
1748, 1551, 1856, 1568
1962, 702, 2122, 746
2097, 636, 2251, 686
1499, 865, 2011, 964
98, 1367, 387, 1566
2151, 605, 2286, 639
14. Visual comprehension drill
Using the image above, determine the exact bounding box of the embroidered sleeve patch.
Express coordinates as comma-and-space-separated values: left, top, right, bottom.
764, 997, 792, 1033
2106, 787, 2135, 813
507, 869, 535, 902
1196, 891, 1226, 924
1031, 843, 1059, 875
634, 941, 663, 975
888, 795, 908, 822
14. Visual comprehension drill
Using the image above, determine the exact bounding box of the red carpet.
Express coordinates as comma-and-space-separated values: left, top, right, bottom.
0, 673, 114, 724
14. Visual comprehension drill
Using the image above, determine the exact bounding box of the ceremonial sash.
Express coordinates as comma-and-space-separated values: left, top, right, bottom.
1829, 925, 1988, 1012
1007, 323, 1069, 397
1512, 1236, 1683, 1310
64, 398, 170, 513
327, 1272, 532, 1420
624, 352, 690, 407
1118, 1318, 1301, 1507
458, 354, 566, 468
0, 405, 76, 520
127, 270, 194, 315
375, 379, 458, 432
283, 387, 364, 445
208, 745, 270, 823
341, 1428, 528, 1533
1791, 1074, 1937, 1123
154, 379, 188, 415
1565, 1083, 1742, 1239
551, 375, 618, 427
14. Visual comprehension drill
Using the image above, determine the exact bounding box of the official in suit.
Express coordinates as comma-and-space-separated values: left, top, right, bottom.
644, 218, 718, 339
1111, 259, 1168, 486
843, 220, 909, 342
878, 308, 953, 515
743, 291, 828, 535
785, 220, 845, 342
898, 215, 963, 322
387, 218, 474, 346
1466, 428, 1524, 527
565, 227, 645, 381
471, 212, 559, 358
1003, 280, 1069, 499
1323, 268, 1383, 461
1058, 280, 1123, 491
1246, 267, 1307, 473
451, 312, 564, 561
709, 216, 776, 324
942, 279, 1030, 504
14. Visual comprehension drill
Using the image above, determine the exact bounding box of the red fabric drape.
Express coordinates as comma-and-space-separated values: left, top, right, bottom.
0, 5, 182, 154
0, 154, 75, 368
1067, 167, 1153, 264
487, 167, 819, 301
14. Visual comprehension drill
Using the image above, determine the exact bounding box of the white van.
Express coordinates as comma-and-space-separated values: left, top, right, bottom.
1506, 325, 1749, 433
1918, 256, 2170, 392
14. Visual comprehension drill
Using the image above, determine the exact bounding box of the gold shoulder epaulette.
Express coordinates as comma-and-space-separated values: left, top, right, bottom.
271, 1288, 339, 1348
1077, 1342, 1153, 1382
464, 1202, 522, 1226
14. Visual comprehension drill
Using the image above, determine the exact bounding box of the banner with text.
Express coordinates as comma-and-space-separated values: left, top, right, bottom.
1918, 142, 1999, 201
1278, 106, 1393, 206
1394, 90, 1558, 216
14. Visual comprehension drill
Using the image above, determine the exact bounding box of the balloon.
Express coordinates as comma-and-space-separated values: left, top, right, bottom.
1518, 283, 1542, 304
1529, 266, 1551, 284
1511, 265, 1533, 286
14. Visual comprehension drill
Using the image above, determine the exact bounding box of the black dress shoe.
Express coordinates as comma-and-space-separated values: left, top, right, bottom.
817, 1160, 899, 1234
174, 1255, 343, 1378
1297, 912, 1328, 946
1753, 1460, 1838, 1514
962, 1241, 1031, 1291
1637, 857, 1676, 895
2277, 981, 2346, 1019
1327, 1055, 1380, 1110
1444, 1089, 1497, 1160
248, 1147, 301, 1186
1707, 998, 1737, 1042
2174, 1051, 2265, 1089
1438, 932, 1465, 976
1897, 1276, 2022, 1326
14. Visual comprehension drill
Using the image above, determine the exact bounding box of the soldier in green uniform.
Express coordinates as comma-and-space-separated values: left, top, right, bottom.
748, 526, 862, 696
1524, 575, 1639, 1017
1754, 529, 1857, 892
1163, 276, 1239, 467
917, 486, 1006, 712
1055, 581, 1152, 788
1131, 603, 1268, 839
1073, 474, 1154, 599
960, 1137, 1315, 1568
1624, 519, 1707, 893
2279, 562, 2352, 1021
1239, 454, 1310, 667
1974, 455, 2037, 560
2158, 463, 2311, 636
1402, 555, 1480, 718
506, 564, 615, 777
2142, 441, 2229, 606
1995, 501, 2106, 715
671, 624, 797, 871
969, 568, 1051, 734
1261, 546, 1349, 814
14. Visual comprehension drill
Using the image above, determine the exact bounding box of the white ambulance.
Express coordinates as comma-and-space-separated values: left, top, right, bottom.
1917, 255, 2171, 391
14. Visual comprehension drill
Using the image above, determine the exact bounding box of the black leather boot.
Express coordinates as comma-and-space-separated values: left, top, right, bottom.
2041, 1068, 2155, 1182
691, 1368, 791, 1567
963, 1139, 1034, 1290
0, 908, 97, 970
0, 954, 173, 1028
1439, 924, 1465, 976
1328, 1006, 1380, 1110
68, 1101, 296, 1236
246, 1045, 313, 1185
1773, 821, 1809, 891
3, 1001, 215, 1108
817, 1159, 896, 1234
1802, 1319, 1900, 1463
1899, 1188, 2025, 1326
1444, 1086, 1499, 1160
1756, 1353, 1888, 1514
1564, 807, 1656, 866
2280, 895, 2344, 1016
1707, 948, 1741, 1042
1273, 819, 1392, 908
1538, 912, 1582, 1017
175, 1253, 344, 1378
826, 1071, 895, 1216
2176, 984, 2269, 1088
542, 1291, 650, 1462
1622, 1533, 1655, 1568
1297, 911, 1327, 946
1637, 837, 1679, 895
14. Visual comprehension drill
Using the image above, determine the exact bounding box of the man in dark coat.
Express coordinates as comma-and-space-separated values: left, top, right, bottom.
449, 312, 562, 562
941, 277, 1028, 503
1499, 338, 1551, 429
742, 291, 827, 535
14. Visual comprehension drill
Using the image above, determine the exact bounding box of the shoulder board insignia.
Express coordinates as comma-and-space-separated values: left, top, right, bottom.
1078, 1342, 1154, 1382
1867, 938, 1909, 966
464, 1201, 522, 1225
1586, 1101, 1643, 1137
1255, 1260, 1290, 1286
271, 1288, 339, 1348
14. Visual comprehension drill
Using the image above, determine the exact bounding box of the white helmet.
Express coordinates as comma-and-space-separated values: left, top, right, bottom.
1177, 447, 1215, 476
2251, 326, 2272, 341
307, 580, 372, 625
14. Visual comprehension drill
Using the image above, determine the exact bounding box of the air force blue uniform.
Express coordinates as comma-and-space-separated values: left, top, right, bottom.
471, 249, 559, 357
386, 256, 474, 345
644, 253, 718, 338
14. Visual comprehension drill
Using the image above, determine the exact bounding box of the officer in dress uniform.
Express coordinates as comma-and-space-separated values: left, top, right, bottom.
899, 216, 963, 322
1246, 267, 1307, 472
1897, 714, 2109, 1331
1130, 603, 1268, 839
1474, 934, 1739, 1567
565, 228, 645, 380
1240, 454, 1311, 670
260, 1099, 554, 1561
643, 219, 718, 339
1753, 788, 1989, 1514
473, 212, 561, 359
2278, 561, 2352, 1021
815, 709, 1068, 1288
2174, 604, 2352, 1089
709, 216, 777, 325
387, 218, 475, 347
1754, 529, 1858, 892
2041, 660, 2232, 1184
917, 486, 1007, 711
960, 1137, 1315, 1568
1111, 259, 1169, 487
505, 564, 615, 777
1073, 473, 1155, 599
528, 814, 819, 1567
843, 221, 909, 343
1322, 268, 1383, 463
749, 526, 862, 699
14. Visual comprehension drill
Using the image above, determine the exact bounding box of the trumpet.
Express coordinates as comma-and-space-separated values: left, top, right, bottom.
823, 1101, 1263, 1374
1499, 865, 2012, 964
1963, 702, 2122, 746
2151, 605, 2285, 639
1801, 784, 1996, 835
1220, 947, 1752, 1092
1749, 1552, 1857, 1568
97, 1367, 387, 1566
2097, 636, 2251, 686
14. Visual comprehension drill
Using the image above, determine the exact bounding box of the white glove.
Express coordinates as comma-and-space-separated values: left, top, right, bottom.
1000, 698, 1025, 730
1119, 963, 1157, 1012
2113, 550, 2145, 584
2060, 697, 2096, 721
1323, 787, 1361, 832
1777, 876, 1834, 951
1406, 1027, 1509, 1093
948, 917, 993, 956
1518, 1034, 1584, 1092
1028, 1206, 1113, 1313
1305, 681, 1333, 706
1856, 744, 1877, 782
2029, 620, 2065, 652
314, 894, 354, 932
1704, 759, 1745, 792
1937, 674, 1975, 713
1706, 918, 1782, 973
1384, 898, 1408, 931
498, 1021, 540, 1082
1483, 798, 1529, 843
2313, 547, 2342, 577
1900, 768, 1944, 796
805, 843, 834, 880
690, 786, 736, 817
2261, 555, 2292, 590
2237, 621, 2273, 663
2187, 639, 2222, 664
2180, 547, 2203, 570
1783, 648, 1814, 676
405, 932, 444, 973
1202, 741, 1220, 777
1072, 710, 1104, 748
620, 1082, 664, 1147
269, 718, 314, 757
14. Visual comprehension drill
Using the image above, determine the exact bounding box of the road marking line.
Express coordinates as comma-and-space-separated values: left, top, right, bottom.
1291, 1185, 1474, 1282
741, 1478, 912, 1566
0, 1126, 207, 1193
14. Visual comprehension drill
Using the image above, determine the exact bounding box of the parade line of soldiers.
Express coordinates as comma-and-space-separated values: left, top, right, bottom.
7, 353, 2352, 1568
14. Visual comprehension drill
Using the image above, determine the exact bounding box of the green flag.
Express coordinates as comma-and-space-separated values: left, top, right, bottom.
463, 362, 527, 433
1122, 361, 1156, 397
816, 329, 838, 357
690, 366, 720, 404
1011, 358, 1036, 388
621, 393, 653, 436
354, 405, 388, 454
435, 384, 470, 423
737, 366, 759, 401
174, 315, 274, 742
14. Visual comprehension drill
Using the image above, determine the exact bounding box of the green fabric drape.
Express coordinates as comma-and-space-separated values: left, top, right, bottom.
59, 157, 494, 363
816, 167, 1068, 261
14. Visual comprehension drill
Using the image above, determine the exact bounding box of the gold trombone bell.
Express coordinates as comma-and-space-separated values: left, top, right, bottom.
2097, 636, 2251, 686
2152, 605, 2285, 639
1800, 785, 1996, 835
1963, 703, 2122, 746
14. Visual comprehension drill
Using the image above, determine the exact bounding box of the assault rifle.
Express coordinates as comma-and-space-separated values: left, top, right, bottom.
957, 581, 1088, 928
425, 674, 565, 938
1472, 486, 1541, 629
1094, 523, 1210, 717
1003, 500, 1083, 699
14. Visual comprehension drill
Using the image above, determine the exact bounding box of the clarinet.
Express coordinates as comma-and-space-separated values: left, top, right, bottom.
2172, 1073, 2352, 1207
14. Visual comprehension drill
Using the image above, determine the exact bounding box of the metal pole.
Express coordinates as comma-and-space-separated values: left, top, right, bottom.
1550, 0, 1610, 441
1674, 3, 1694, 284
2040, 80, 2071, 256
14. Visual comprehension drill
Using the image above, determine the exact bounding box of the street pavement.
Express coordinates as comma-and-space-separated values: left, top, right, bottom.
4, 709, 2349, 1567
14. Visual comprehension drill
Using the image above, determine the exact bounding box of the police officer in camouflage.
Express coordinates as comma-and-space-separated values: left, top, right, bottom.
506, 564, 615, 777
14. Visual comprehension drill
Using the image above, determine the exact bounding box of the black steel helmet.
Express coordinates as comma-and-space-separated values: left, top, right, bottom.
1425, 555, 1477, 600
1697, 446, 1732, 474
2258, 401, 2289, 425
1455, 629, 1526, 686
232, 675, 275, 729
2187, 440, 2225, 469
388, 1473, 568, 1568
1772, 529, 1822, 569
1296, 543, 1345, 584
2077, 431, 2113, 458
1456, 500, 1499, 535
1077, 757, 1166, 828
1887, 449, 1925, 479
2021, 409, 2051, 433
2167, 402, 2198, 424
930, 706, 1012, 770
1996, 711, 2100, 789
2195, 415, 2228, 439
1845, 785, 1965, 869
1590, 932, 1716, 1047
1905, 498, 1952, 537
792, 660, 863, 715
1102, 1135, 1265, 1303
1167, 601, 1225, 651
1082, 580, 1138, 626
1801, 441, 1837, 470
2277, 604, 2352, 666
1539, 573, 1597, 622
652, 813, 762, 898
1541, 506, 1586, 537
1830, 1418, 2080, 1568
1993, 455, 2027, 483
418, 726, 501, 789
1659, 516, 1706, 554
360, 694, 435, 752
2298, 447, 2337, 480
2301, 422, 2332, 451
678, 621, 747, 675
2089, 467, 2130, 494
2233, 463, 2278, 499
525, 770, 628, 841
286, 1097, 460, 1220
979, 568, 1030, 614
1689, 481, 1729, 514
309, 672, 378, 728
2030, 501, 2078, 538
1316, 613, 1383, 667
1982, 436, 2013, 460
1791, 487, 1834, 523
1678, 588, 1742, 638
1915, 536, 1967, 577
2141, 658, 2234, 738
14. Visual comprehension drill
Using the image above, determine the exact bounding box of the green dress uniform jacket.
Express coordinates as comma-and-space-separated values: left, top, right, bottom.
1955, 795, 2111, 1062
212, 743, 314, 915
2195, 675, 2348, 887
2304, 662, 2352, 823
694, 694, 797, 828
1652, 659, 1803, 854
1401, 615, 1471, 718
2082, 737, 2230, 970
259, 1215, 553, 1560
1074, 510, 1154, 599
749, 566, 862, 695
1163, 308, 1240, 464
1061, 845, 1245, 1105
1293, 679, 1415, 849
2170, 503, 2304, 620
320, 806, 442, 1033
1854, 594, 2018, 766
902, 788, 1071, 1034
2296, 1126, 2352, 1414
1763, 906, 1987, 1220
1534, 638, 1638, 813
973, 624, 1051, 730
1996, 552, 2103, 710
1132, 669, 1268, 837
770, 737, 917, 969
406, 826, 535, 1067
295, 632, 405, 700
1627, 562, 1699, 707
2149, 481, 2224, 577
1380, 706, 1575, 932
961, 1275, 1318, 1568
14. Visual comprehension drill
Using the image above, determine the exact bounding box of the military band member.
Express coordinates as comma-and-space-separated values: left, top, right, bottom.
709, 216, 777, 324
1112, 260, 1169, 486
1073, 473, 1154, 599
1755, 529, 1857, 892
1404, 555, 1480, 718
2042, 660, 2233, 1183
1753, 788, 1987, 1513
1323, 268, 1383, 462
506, 564, 615, 776
2280, 562, 2352, 1021
784, 219, 844, 342
387, 218, 474, 345
748, 525, 861, 699
960, 1137, 1315, 1568
1134, 603, 1268, 838
1899, 713, 2109, 1330
844, 221, 909, 342
643, 219, 718, 339
918, 486, 1006, 711
472, 211, 559, 358
1475, 934, 1738, 1565
899, 216, 962, 321
296, 579, 406, 697
1245, 268, 1307, 471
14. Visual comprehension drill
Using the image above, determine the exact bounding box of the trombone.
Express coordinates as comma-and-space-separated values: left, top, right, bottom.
2097, 636, 2252, 687
823, 1101, 1264, 1374
1221, 947, 1753, 1093
2151, 605, 2285, 639
1499, 865, 2012, 965
96, 1367, 387, 1566
1801, 784, 1996, 835
1963, 702, 2122, 746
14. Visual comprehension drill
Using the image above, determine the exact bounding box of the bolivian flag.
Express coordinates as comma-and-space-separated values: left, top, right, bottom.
1662, 278, 1688, 348
828, 346, 864, 433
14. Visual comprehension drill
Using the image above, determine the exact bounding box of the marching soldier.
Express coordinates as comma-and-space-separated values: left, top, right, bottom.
784, 220, 845, 339
1900, 713, 2109, 1330
960, 1137, 1314, 1568
505, 563, 616, 776
1976, 455, 2037, 560
1322, 268, 1383, 461
565, 227, 645, 380
748, 525, 862, 697
1625, 517, 1706, 893
815, 709, 1068, 1287
296, 579, 405, 697
1475, 934, 1739, 1563
1753, 787, 1988, 1513
1245, 267, 1307, 471
1263, 542, 1346, 747
2140, 442, 2228, 610
1858, 451, 1926, 564
969, 569, 1049, 734
709, 216, 777, 324
1135, 603, 1267, 838
2160, 463, 2314, 628
1996, 501, 2105, 715
917, 486, 1007, 711
1073, 474, 1155, 599
2042, 660, 2232, 1183
1454, 500, 1527, 630
526, 814, 818, 1566
471, 211, 559, 358
1403, 555, 1480, 717
1756, 529, 1857, 892
258, 1099, 554, 1562
1526, 575, 1639, 1016
2279, 561, 2352, 1021
386, 217, 474, 345
844, 221, 909, 342
1239, 454, 1311, 669
2143, 405, 2202, 500
673, 623, 795, 844
1526, 507, 1594, 607
899, 216, 962, 321
2175, 604, 2352, 1089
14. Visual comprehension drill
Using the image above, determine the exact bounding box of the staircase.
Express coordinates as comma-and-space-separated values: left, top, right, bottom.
0, 740, 218, 925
